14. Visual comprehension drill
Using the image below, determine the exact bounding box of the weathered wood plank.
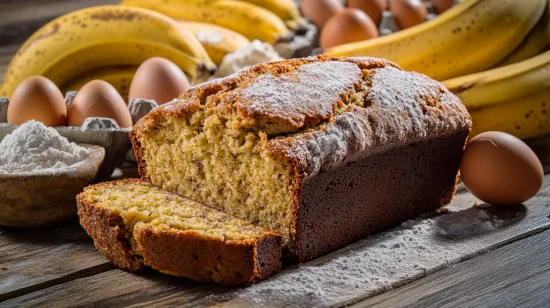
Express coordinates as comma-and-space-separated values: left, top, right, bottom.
1, 268, 230, 308
352, 230, 550, 308
0, 220, 110, 302
4, 177, 550, 308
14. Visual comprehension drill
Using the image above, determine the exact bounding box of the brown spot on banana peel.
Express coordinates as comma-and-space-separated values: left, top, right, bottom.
90, 11, 139, 22
447, 77, 488, 94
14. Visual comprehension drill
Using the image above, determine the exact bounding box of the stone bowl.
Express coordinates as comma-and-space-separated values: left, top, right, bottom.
0, 144, 105, 228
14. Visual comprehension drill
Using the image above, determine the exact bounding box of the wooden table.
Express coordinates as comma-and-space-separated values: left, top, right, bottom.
1, 1, 550, 307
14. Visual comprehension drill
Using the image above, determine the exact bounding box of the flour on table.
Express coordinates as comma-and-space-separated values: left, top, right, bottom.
224, 206, 511, 307
0, 120, 90, 174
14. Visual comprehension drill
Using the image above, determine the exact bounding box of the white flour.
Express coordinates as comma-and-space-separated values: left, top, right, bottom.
215, 40, 283, 78
226, 206, 511, 307
0, 121, 90, 174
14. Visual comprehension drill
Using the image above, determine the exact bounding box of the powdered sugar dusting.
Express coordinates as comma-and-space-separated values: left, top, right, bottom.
0, 121, 90, 174
269, 65, 471, 177
223, 206, 523, 307
236, 61, 362, 132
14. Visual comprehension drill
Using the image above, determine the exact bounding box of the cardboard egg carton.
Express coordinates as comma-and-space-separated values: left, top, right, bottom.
0, 94, 158, 180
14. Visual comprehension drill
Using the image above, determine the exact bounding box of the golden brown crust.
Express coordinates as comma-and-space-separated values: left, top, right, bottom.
76, 179, 282, 285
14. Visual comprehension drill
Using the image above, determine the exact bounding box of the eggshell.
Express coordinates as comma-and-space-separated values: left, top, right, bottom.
320, 8, 379, 49
129, 57, 190, 105
7, 76, 67, 127
68, 80, 132, 128
460, 131, 544, 206
430, 0, 455, 14
389, 0, 428, 29
300, 0, 344, 29
347, 0, 388, 25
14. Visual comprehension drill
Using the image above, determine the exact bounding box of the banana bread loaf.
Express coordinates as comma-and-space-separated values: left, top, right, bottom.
77, 179, 282, 285
130, 55, 472, 262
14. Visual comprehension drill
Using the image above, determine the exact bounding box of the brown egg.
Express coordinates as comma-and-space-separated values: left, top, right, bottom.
347, 0, 388, 25
460, 132, 544, 206
430, 0, 455, 14
129, 57, 190, 105
7, 76, 67, 127
389, 0, 428, 29
320, 8, 379, 49
68, 80, 132, 128
300, 0, 344, 29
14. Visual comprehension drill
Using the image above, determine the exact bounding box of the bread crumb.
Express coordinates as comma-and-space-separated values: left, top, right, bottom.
0, 265, 7, 270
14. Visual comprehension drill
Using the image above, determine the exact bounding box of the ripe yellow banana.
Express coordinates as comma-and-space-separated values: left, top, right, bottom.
325, 0, 546, 81
443, 50, 550, 109
179, 21, 250, 65
468, 88, 550, 140
442, 50, 550, 140
60, 66, 138, 100
496, 0, 550, 67
235, 0, 306, 30
0, 5, 215, 97
121, 0, 291, 44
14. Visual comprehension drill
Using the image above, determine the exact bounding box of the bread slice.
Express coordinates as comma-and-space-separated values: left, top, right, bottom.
76, 179, 281, 285
130, 55, 471, 262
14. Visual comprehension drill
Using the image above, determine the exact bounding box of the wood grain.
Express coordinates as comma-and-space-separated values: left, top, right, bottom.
0, 220, 110, 302
1, 268, 230, 308
353, 230, 550, 308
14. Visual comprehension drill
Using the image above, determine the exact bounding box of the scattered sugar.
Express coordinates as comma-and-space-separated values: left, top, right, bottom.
228, 207, 504, 307
0, 121, 90, 174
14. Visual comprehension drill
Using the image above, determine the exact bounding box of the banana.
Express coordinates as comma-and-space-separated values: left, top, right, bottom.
496, 0, 550, 67
442, 50, 550, 140
0, 5, 215, 97
121, 0, 291, 44
324, 0, 546, 81
468, 88, 550, 140
179, 21, 250, 65
235, 0, 306, 30
60, 66, 138, 100
443, 50, 550, 109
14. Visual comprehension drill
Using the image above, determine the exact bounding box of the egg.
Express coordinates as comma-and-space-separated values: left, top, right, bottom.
300, 0, 344, 29
320, 8, 379, 49
68, 80, 132, 128
389, 0, 428, 30
7, 76, 67, 127
460, 132, 544, 206
347, 0, 388, 25
430, 0, 455, 14
129, 57, 190, 105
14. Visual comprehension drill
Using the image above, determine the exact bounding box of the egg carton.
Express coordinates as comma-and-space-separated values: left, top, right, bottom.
0, 94, 158, 180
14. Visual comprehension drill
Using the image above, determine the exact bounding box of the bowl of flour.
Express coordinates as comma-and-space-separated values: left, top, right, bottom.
0, 121, 105, 227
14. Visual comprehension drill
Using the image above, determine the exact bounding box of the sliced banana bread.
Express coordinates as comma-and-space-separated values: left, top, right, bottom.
130, 55, 472, 262
76, 179, 281, 285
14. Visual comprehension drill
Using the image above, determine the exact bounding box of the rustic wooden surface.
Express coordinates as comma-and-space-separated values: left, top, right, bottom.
1, 1, 550, 307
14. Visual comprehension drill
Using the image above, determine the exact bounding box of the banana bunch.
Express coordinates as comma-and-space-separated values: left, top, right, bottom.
496, 0, 550, 67
120, 0, 296, 44
442, 50, 550, 140
179, 21, 250, 66
0, 5, 215, 98
325, 0, 546, 81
